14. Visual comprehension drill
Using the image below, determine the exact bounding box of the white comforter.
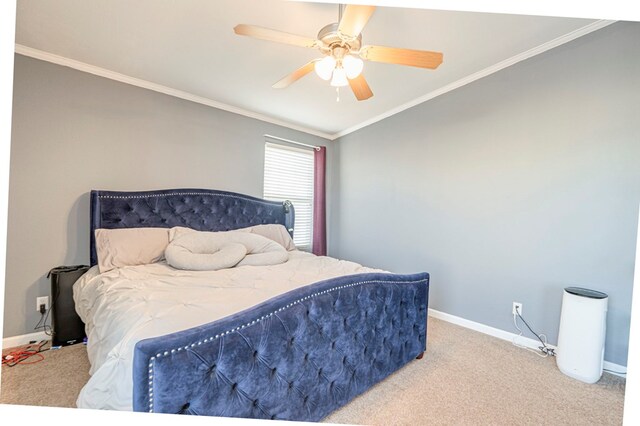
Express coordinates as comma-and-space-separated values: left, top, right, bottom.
73, 251, 379, 410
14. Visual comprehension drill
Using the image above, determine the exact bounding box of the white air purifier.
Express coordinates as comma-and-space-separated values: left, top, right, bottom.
556, 287, 608, 384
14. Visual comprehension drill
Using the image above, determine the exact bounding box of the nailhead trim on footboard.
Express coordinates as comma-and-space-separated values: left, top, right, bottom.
134, 272, 429, 420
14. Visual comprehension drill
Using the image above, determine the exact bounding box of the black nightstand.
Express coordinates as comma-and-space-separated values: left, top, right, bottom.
48, 265, 90, 346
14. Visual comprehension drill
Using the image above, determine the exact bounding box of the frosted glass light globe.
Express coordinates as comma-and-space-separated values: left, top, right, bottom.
343, 55, 364, 79
330, 67, 349, 87
315, 56, 336, 81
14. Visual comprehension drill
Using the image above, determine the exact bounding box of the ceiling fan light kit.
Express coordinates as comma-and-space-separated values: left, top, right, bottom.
233, 4, 443, 101
330, 67, 349, 87
315, 56, 336, 80
342, 55, 364, 79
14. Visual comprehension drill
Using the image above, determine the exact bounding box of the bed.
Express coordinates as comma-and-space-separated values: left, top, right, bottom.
75, 188, 430, 421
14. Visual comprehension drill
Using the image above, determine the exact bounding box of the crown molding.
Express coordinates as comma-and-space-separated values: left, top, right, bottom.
15, 19, 615, 142
330, 19, 616, 139
14, 44, 334, 141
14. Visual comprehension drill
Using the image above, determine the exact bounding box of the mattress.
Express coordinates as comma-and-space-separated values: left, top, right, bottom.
73, 250, 380, 410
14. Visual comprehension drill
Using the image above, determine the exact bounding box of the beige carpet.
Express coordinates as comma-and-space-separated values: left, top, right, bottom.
1, 318, 625, 424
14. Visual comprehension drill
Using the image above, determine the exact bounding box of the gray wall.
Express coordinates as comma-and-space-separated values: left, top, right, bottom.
4, 54, 331, 337
330, 22, 640, 366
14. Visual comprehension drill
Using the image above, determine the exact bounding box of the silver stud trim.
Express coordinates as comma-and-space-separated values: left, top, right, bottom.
144, 277, 426, 413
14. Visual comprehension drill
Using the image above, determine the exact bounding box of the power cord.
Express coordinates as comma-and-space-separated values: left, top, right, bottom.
512, 306, 556, 358
2, 340, 50, 367
33, 303, 53, 336
33, 282, 62, 337
512, 307, 626, 377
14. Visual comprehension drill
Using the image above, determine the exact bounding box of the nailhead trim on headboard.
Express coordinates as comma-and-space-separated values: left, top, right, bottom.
98, 192, 281, 206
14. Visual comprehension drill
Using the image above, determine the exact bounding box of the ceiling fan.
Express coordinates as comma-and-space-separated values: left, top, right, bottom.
234, 4, 443, 101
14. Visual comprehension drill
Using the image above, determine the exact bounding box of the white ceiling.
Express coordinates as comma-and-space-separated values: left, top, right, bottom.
15, 1, 602, 138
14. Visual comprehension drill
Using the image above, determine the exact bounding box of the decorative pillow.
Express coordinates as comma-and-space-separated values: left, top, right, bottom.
235, 224, 297, 251
95, 227, 170, 273
165, 229, 288, 271
168, 226, 197, 242
169, 224, 296, 251
165, 238, 247, 271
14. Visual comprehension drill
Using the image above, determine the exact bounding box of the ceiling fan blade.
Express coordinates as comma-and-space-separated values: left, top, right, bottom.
360, 45, 443, 69
348, 74, 373, 101
338, 5, 376, 38
234, 24, 318, 48
272, 61, 318, 89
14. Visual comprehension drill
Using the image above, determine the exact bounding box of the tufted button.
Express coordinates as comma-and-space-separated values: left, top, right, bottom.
303, 353, 309, 362
253, 399, 259, 407
253, 350, 258, 358
288, 381, 294, 389
231, 383, 238, 391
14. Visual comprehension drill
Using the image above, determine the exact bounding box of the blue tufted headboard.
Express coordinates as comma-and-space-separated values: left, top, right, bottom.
89, 188, 295, 267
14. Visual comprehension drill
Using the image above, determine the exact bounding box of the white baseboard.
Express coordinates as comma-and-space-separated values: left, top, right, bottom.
428, 308, 627, 378
3, 311, 627, 378
2, 331, 50, 349
603, 361, 628, 377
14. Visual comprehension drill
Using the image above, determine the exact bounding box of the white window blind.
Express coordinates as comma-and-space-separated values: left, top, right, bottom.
264, 141, 314, 251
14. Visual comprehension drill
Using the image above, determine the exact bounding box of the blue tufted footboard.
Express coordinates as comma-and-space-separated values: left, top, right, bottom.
132, 271, 429, 421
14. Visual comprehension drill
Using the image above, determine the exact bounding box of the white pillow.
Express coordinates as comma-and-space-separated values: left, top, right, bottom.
169, 226, 196, 242
169, 224, 296, 251
95, 227, 170, 273
235, 224, 297, 251
165, 229, 288, 271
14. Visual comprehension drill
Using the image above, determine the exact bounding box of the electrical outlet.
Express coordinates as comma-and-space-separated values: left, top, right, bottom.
36, 296, 49, 312
512, 302, 523, 316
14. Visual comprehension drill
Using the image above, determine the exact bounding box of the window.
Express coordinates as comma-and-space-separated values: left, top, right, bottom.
263, 141, 314, 251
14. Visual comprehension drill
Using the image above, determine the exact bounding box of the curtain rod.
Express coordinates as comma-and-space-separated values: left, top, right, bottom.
264, 134, 321, 151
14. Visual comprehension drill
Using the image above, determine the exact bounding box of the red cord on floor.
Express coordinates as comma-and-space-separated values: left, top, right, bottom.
2, 341, 48, 367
